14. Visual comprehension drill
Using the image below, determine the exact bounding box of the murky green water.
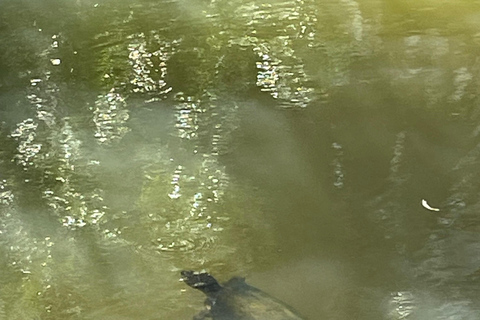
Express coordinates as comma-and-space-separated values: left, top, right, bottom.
1, 0, 480, 319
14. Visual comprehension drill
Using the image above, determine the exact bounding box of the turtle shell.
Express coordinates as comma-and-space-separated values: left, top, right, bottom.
181, 271, 306, 320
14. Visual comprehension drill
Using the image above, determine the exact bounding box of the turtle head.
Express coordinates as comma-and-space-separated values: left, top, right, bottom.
181, 270, 223, 296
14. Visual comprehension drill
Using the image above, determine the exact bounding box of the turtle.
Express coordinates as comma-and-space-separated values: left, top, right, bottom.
181, 270, 306, 320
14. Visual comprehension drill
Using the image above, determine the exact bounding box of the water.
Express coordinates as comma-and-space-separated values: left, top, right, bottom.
1, 0, 480, 319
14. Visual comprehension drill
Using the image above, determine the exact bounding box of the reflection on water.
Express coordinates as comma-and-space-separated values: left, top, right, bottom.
1, 0, 480, 319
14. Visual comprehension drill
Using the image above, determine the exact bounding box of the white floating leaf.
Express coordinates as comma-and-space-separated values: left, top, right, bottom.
421, 199, 440, 212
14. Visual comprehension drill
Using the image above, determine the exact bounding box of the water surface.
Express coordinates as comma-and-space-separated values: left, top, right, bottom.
1, 0, 480, 319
